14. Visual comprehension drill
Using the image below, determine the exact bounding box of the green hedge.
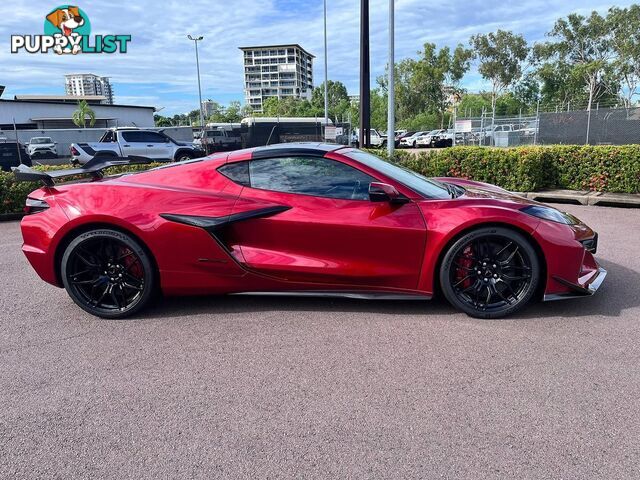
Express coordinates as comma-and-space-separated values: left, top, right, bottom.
0, 163, 163, 215
1, 146, 639, 216
383, 145, 640, 194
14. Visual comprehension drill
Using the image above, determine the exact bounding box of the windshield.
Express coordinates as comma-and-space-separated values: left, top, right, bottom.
31, 138, 52, 144
344, 150, 451, 200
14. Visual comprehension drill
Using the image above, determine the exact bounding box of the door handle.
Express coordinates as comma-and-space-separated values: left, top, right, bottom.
147, 144, 154, 147
123, 144, 130, 147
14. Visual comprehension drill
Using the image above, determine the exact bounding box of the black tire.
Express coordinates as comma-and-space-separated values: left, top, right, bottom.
412, 140, 417, 148
439, 227, 540, 319
174, 151, 194, 162
61, 229, 156, 319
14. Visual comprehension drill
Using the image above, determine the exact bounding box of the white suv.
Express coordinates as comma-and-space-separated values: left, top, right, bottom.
26, 137, 58, 159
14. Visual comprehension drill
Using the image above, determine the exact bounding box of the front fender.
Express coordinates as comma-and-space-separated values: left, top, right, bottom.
416, 202, 541, 294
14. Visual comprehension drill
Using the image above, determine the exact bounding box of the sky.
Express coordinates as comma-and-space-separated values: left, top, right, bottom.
1, 0, 637, 115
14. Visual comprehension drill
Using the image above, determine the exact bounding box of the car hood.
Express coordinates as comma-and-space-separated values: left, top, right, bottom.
433, 177, 537, 206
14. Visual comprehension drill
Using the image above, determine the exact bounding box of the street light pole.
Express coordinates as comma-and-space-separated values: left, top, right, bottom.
359, 0, 370, 148
187, 35, 205, 134
323, 0, 329, 129
387, 0, 395, 157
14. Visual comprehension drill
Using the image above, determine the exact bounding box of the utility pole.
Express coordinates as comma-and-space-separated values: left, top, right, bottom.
387, 0, 395, 157
359, 0, 370, 148
323, 0, 329, 130
187, 35, 205, 143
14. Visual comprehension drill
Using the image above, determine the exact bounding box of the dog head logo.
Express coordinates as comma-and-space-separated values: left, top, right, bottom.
44, 5, 91, 54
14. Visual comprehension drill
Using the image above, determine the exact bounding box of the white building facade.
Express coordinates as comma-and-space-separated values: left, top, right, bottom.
240, 44, 314, 112
64, 74, 114, 104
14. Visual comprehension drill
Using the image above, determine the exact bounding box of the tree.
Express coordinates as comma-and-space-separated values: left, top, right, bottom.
311, 80, 350, 122
608, 5, 640, 108
457, 91, 530, 118
222, 100, 253, 122
260, 97, 319, 117
513, 73, 541, 110
370, 89, 388, 131
534, 12, 615, 113
72, 99, 96, 128
379, 43, 472, 128
154, 114, 172, 126
469, 30, 529, 115
457, 93, 491, 118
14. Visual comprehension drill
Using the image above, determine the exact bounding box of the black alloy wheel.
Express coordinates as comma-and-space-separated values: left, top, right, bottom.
440, 227, 540, 318
61, 229, 155, 318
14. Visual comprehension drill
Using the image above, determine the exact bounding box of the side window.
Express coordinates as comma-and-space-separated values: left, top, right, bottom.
218, 161, 250, 186
248, 156, 376, 200
121, 131, 143, 143
142, 132, 168, 143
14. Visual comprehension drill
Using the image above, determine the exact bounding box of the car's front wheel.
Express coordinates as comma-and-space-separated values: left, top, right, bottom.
61, 229, 156, 319
439, 227, 540, 319
174, 151, 194, 162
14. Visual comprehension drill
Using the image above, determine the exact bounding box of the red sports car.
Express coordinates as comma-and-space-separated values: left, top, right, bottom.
14, 143, 606, 319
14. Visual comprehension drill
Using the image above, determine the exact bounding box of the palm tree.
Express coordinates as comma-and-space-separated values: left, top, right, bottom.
72, 100, 97, 128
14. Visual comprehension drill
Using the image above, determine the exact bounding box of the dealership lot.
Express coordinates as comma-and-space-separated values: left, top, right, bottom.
1, 204, 639, 478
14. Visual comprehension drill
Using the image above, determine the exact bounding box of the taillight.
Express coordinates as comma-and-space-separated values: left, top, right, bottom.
70, 146, 80, 156
24, 197, 49, 214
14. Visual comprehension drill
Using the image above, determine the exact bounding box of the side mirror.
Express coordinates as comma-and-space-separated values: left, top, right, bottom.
369, 182, 408, 204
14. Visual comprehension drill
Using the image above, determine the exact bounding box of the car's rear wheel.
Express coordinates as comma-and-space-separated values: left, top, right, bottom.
439, 227, 540, 319
61, 229, 155, 319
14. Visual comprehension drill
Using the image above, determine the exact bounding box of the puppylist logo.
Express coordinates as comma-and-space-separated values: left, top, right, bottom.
11, 5, 131, 55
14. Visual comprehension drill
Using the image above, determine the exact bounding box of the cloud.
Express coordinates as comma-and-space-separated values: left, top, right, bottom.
1, 0, 636, 115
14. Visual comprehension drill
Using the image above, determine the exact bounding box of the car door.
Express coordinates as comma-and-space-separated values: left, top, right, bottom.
223, 155, 427, 290
118, 131, 148, 157
141, 131, 173, 160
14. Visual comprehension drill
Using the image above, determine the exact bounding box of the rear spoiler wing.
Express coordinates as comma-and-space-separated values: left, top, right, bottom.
12, 155, 152, 187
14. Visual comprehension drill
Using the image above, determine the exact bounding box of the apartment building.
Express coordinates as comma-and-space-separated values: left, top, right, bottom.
64, 74, 114, 104
239, 44, 314, 112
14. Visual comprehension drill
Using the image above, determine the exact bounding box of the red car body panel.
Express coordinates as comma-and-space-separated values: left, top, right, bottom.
19, 144, 604, 303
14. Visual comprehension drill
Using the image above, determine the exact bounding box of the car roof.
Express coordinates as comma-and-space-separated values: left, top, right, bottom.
250, 142, 346, 159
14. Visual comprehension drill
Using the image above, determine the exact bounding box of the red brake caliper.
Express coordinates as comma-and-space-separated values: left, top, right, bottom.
455, 245, 474, 289
120, 247, 143, 279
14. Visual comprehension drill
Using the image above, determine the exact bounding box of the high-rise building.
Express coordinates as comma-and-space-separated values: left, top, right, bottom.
239, 44, 314, 112
201, 100, 217, 118
64, 74, 114, 104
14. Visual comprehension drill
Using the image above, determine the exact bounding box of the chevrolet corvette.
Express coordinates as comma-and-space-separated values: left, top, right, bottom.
13, 143, 606, 319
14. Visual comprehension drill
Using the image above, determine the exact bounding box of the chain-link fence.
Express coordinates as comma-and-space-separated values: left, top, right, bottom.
454, 106, 640, 147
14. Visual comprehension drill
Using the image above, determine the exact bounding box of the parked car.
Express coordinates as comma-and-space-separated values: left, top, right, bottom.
196, 128, 241, 152
70, 128, 204, 165
0, 141, 30, 171
477, 124, 517, 142
517, 120, 539, 137
415, 129, 447, 148
26, 137, 57, 159
399, 131, 427, 148
394, 131, 415, 147
14, 142, 606, 319
352, 128, 386, 148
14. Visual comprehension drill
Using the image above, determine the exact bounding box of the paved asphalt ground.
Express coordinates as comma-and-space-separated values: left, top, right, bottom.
1, 204, 639, 479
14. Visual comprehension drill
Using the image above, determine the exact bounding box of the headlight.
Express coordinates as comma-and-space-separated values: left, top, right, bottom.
520, 205, 578, 225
